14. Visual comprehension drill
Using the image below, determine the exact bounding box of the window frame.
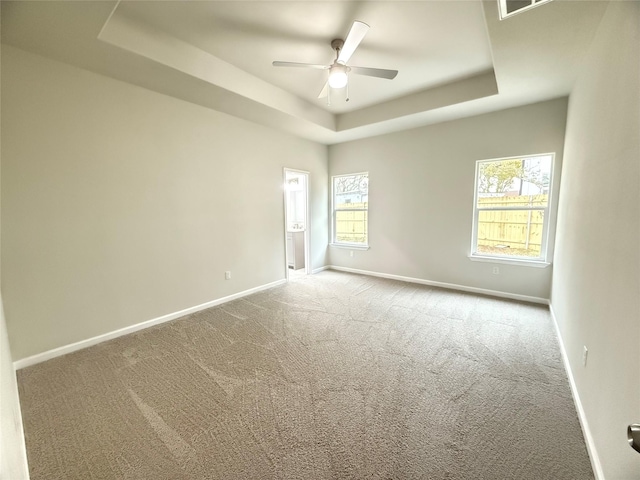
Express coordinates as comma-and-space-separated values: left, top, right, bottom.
331, 172, 369, 249
470, 153, 555, 266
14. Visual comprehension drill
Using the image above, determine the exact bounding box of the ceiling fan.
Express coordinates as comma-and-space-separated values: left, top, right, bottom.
272, 21, 398, 104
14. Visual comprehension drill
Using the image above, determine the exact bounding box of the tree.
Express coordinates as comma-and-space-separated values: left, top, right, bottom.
478, 160, 523, 193
335, 174, 368, 194
522, 162, 550, 192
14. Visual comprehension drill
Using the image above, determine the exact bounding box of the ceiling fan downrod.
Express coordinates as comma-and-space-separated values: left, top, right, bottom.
331, 39, 344, 61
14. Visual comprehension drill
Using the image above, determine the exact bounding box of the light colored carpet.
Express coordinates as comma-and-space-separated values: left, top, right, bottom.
18, 271, 594, 479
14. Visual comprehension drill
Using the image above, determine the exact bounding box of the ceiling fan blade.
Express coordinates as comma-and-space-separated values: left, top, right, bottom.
317, 82, 328, 98
272, 61, 329, 70
349, 66, 398, 80
337, 21, 369, 64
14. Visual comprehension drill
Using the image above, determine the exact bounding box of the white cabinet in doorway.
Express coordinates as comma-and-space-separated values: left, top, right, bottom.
286, 231, 305, 270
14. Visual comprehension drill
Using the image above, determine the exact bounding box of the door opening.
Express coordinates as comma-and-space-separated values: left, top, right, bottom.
284, 169, 310, 280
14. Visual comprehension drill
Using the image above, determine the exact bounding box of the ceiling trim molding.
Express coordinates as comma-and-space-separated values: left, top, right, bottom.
98, 6, 335, 131
337, 71, 499, 131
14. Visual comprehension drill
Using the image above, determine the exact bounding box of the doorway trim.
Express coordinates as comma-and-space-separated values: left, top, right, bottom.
283, 168, 311, 280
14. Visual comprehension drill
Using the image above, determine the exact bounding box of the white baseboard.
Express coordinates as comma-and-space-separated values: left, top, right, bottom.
549, 304, 604, 480
326, 265, 549, 305
14, 278, 287, 370
311, 265, 330, 274
1, 297, 31, 479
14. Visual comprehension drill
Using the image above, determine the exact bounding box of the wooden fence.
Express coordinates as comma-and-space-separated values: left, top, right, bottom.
477, 194, 548, 208
477, 194, 548, 256
335, 203, 367, 244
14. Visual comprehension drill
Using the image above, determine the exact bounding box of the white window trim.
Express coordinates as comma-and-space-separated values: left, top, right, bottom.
329, 243, 370, 250
469, 153, 555, 267
468, 255, 550, 268
331, 172, 369, 248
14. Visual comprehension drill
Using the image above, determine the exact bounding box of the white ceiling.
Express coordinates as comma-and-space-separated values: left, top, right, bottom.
1, 1, 609, 144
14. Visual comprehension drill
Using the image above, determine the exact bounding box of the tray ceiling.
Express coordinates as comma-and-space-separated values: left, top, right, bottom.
1, 1, 608, 144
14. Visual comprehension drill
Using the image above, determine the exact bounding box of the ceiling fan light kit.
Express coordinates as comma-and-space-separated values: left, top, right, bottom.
272, 20, 398, 105
328, 63, 348, 89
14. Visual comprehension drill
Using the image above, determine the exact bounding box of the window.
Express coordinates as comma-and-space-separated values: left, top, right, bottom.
498, 0, 553, 19
332, 173, 369, 246
471, 154, 554, 263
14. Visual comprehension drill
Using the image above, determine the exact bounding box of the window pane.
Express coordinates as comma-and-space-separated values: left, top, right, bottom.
333, 173, 368, 245
476, 209, 545, 258
477, 155, 552, 208
335, 210, 368, 244
334, 174, 368, 210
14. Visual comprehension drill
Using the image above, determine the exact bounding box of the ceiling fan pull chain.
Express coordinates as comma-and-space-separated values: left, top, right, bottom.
346, 72, 350, 102
327, 78, 331, 107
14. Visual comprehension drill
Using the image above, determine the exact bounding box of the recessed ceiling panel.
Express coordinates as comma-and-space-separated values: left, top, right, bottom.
116, 1, 494, 113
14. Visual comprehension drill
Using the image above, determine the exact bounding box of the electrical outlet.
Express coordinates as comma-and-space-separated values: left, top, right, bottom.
225, 271, 231, 280
582, 346, 588, 367
492, 266, 500, 275
350, 251, 354, 258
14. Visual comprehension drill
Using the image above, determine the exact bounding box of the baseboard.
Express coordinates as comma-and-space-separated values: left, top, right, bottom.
10, 366, 30, 478
549, 304, 604, 480
311, 265, 330, 274
326, 265, 549, 305
14, 278, 287, 370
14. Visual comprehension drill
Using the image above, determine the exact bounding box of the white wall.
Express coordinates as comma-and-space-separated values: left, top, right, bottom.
1, 46, 328, 361
551, 2, 640, 479
0, 297, 29, 479
328, 98, 568, 300
0, 23, 30, 477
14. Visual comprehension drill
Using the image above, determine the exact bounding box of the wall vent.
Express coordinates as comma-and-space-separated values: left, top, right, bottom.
499, 0, 553, 20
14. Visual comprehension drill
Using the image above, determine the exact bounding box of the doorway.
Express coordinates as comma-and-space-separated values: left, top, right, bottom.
283, 169, 310, 280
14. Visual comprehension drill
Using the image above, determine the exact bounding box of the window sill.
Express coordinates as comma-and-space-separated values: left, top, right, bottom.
330, 243, 370, 251
468, 255, 551, 268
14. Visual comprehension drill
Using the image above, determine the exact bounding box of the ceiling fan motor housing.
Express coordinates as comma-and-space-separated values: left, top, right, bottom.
331, 38, 345, 55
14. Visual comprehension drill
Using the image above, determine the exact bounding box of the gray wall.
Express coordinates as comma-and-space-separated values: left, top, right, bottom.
1, 46, 328, 360
328, 98, 568, 300
551, 2, 640, 478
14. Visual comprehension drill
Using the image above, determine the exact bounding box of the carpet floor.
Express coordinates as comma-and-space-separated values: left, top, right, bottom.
18, 271, 594, 479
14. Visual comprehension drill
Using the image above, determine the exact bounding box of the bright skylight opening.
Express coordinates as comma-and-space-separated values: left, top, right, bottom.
498, 0, 553, 20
